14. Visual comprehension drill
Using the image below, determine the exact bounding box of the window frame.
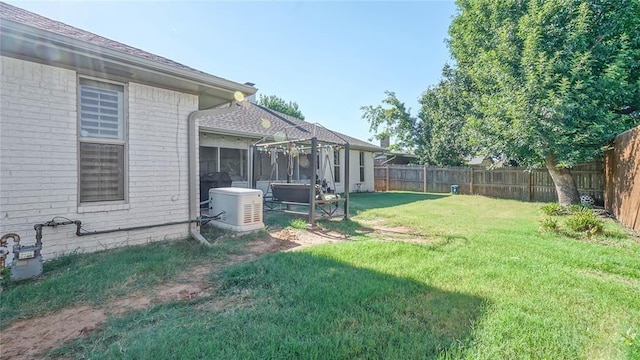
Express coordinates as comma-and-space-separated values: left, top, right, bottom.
359, 151, 365, 182
77, 76, 128, 206
333, 148, 341, 183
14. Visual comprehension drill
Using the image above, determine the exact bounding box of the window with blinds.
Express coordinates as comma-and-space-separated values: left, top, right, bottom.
359, 151, 365, 182
78, 78, 126, 203
79, 79, 124, 139
79, 143, 125, 202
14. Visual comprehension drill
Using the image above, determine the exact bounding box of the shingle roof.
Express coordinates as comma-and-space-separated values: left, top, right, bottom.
198, 102, 383, 152
0, 2, 218, 77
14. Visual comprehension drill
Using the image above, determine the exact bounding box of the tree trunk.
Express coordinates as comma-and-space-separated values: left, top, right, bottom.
545, 155, 580, 205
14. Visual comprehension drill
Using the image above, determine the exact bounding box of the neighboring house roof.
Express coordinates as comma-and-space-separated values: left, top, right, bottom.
375, 152, 419, 165
0, 2, 255, 106
467, 156, 494, 166
197, 102, 383, 152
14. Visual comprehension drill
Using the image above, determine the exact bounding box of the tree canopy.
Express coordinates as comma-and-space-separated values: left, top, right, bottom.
417, 65, 474, 166
360, 91, 416, 152
258, 94, 305, 120
362, 70, 474, 166
448, 0, 640, 203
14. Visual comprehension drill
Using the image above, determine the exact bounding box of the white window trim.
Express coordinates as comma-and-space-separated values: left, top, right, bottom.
333, 148, 341, 184
359, 151, 366, 182
77, 75, 129, 207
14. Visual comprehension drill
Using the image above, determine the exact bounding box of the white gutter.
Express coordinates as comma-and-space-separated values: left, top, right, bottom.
188, 110, 211, 246
1, 20, 257, 96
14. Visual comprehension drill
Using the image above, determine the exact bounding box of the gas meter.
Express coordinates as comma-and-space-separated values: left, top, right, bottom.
1, 233, 43, 281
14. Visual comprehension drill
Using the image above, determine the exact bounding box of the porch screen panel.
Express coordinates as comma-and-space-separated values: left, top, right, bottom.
277, 152, 290, 180
299, 154, 313, 181
220, 148, 247, 181
254, 151, 275, 181
199, 146, 218, 175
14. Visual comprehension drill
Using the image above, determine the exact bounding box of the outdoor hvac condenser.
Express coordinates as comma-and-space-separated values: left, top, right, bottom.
208, 187, 264, 232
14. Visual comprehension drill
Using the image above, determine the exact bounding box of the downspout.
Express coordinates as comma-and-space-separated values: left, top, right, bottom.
188, 110, 212, 246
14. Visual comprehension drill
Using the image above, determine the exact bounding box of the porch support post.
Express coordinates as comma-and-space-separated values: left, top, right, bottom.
250, 145, 257, 189
344, 143, 350, 220
309, 137, 318, 226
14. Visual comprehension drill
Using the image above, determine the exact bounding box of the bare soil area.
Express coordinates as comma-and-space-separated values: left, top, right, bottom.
0, 222, 417, 359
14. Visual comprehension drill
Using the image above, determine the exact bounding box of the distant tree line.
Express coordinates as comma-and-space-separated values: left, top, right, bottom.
258, 94, 305, 120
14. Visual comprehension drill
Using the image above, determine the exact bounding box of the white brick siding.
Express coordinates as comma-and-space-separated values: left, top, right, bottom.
1, 56, 198, 260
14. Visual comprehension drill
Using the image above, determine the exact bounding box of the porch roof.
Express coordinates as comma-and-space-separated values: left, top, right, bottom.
197, 102, 383, 152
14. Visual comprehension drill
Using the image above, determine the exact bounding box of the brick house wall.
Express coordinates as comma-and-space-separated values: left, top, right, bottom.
0, 56, 198, 260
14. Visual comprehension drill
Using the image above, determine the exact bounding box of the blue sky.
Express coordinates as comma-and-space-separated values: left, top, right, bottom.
9, 1, 457, 144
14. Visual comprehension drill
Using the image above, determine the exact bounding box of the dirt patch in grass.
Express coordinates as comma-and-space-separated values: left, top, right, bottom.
1, 305, 107, 360
359, 218, 432, 244
0, 222, 415, 359
273, 226, 352, 251
0, 273, 209, 360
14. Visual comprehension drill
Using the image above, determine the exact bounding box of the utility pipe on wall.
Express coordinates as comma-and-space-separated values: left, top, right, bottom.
344, 143, 350, 220
188, 110, 212, 246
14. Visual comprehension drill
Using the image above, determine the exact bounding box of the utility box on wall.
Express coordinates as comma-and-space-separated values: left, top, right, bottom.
208, 187, 264, 232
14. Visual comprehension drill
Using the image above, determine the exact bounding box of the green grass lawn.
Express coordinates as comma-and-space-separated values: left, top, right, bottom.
2, 192, 639, 359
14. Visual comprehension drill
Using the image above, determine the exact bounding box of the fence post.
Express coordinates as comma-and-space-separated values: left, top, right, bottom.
527, 171, 532, 201
423, 166, 427, 193
385, 166, 389, 192
470, 167, 474, 195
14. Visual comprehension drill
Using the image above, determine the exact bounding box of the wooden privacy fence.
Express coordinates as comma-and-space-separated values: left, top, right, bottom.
374, 163, 604, 203
605, 126, 640, 233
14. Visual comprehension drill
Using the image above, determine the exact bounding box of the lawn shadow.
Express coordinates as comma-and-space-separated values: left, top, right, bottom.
52, 250, 486, 358
42, 243, 489, 359
207, 251, 486, 359
314, 218, 375, 238
349, 192, 450, 213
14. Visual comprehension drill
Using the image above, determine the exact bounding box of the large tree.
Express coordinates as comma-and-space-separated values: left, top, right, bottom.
417, 65, 474, 166
362, 75, 474, 166
449, 0, 640, 204
258, 94, 305, 120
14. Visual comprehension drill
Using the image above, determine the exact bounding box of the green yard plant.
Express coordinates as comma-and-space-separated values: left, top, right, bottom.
540, 202, 566, 216
568, 203, 592, 213
539, 216, 560, 233
288, 218, 308, 229
565, 208, 604, 233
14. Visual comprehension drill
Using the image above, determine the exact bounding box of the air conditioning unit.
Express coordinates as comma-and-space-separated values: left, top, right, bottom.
208, 187, 264, 232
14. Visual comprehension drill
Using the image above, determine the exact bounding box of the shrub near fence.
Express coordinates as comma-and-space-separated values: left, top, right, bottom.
374, 163, 604, 204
